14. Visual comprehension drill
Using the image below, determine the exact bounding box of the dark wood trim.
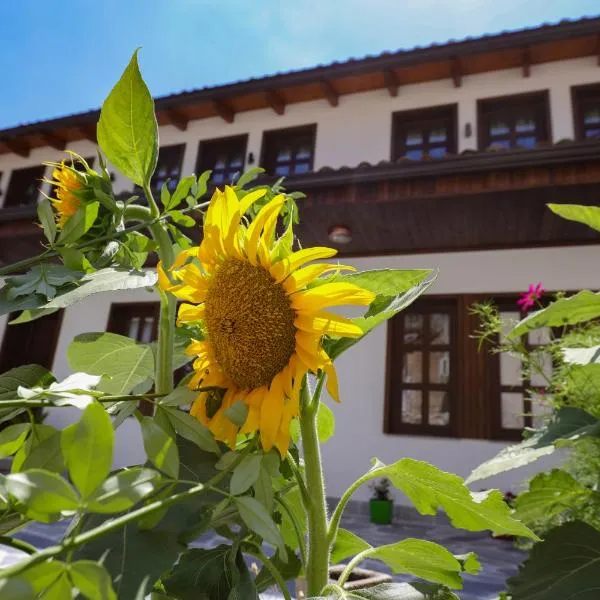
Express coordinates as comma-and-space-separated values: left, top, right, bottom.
476, 89, 552, 151
40, 132, 66, 151
259, 123, 317, 176
451, 57, 462, 88
165, 108, 189, 131
212, 99, 235, 123
320, 81, 339, 107
383, 70, 400, 97
521, 47, 531, 77
571, 82, 600, 141
78, 125, 97, 143
4, 139, 30, 158
265, 90, 286, 115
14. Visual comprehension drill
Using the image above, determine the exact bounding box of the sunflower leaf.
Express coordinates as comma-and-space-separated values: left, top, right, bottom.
547, 203, 600, 233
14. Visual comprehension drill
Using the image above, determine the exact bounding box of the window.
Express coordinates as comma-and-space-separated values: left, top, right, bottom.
572, 83, 600, 140
261, 125, 316, 176
386, 299, 457, 436
196, 135, 247, 186
478, 91, 550, 150
136, 144, 185, 199
391, 105, 457, 160
3, 165, 45, 208
490, 299, 553, 440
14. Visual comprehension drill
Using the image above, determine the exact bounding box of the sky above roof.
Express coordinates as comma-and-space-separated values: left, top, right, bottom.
0, 0, 597, 130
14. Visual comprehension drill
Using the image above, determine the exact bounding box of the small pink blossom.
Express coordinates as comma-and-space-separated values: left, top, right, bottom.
517, 282, 544, 312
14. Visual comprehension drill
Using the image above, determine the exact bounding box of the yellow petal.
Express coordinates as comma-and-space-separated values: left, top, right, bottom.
241, 402, 261, 434
270, 247, 338, 283
295, 311, 364, 338
245, 196, 285, 266
260, 375, 284, 451
292, 283, 375, 313
239, 188, 267, 214
283, 263, 355, 293
157, 261, 171, 290
185, 339, 208, 356
274, 397, 299, 456
323, 361, 340, 402
257, 196, 285, 266
177, 303, 206, 324
190, 393, 209, 425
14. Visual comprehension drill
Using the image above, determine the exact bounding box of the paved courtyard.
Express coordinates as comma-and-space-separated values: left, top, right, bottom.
0, 507, 523, 599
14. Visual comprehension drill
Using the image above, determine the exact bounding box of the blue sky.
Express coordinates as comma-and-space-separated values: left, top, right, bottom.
0, 0, 597, 129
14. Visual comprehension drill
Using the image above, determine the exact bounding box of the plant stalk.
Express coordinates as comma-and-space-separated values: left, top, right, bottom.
299, 382, 330, 596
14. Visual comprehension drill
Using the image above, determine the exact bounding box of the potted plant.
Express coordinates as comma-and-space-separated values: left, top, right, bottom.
369, 477, 393, 524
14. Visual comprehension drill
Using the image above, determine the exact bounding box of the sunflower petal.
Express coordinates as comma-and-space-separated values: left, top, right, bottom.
283, 263, 355, 293
292, 283, 375, 312
323, 361, 340, 402
239, 188, 267, 214
177, 303, 206, 324
260, 375, 284, 451
295, 311, 364, 337
270, 247, 338, 283
245, 196, 286, 265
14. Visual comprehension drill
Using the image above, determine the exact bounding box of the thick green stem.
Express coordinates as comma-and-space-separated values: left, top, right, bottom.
155, 289, 176, 396
337, 548, 378, 587
327, 473, 371, 548
0, 535, 36, 555
300, 383, 330, 597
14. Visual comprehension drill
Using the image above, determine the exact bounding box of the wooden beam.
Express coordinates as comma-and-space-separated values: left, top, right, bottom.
165, 108, 188, 131
41, 131, 66, 151
321, 80, 339, 107
597, 34, 600, 66
78, 125, 96, 143
383, 70, 400, 97
4, 139, 30, 158
212, 99, 235, 123
451, 58, 462, 88
521, 47, 531, 78
265, 89, 285, 115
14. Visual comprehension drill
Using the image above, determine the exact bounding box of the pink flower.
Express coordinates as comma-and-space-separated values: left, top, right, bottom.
517, 282, 544, 312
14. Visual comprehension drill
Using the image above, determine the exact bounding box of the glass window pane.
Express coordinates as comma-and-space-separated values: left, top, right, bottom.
429, 391, 450, 426
429, 128, 447, 143
583, 108, 600, 125
429, 351, 450, 384
530, 352, 552, 387
404, 314, 423, 344
275, 165, 290, 176
490, 120, 510, 136
528, 327, 551, 346
212, 172, 224, 184
430, 314, 450, 345
405, 149, 423, 160
127, 317, 140, 341
405, 130, 423, 146
515, 117, 536, 133
428, 146, 447, 159
489, 139, 511, 150
402, 352, 422, 383
293, 162, 311, 174
214, 155, 227, 169
585, 128, 600, 138
276, 147, 292, 161
500, 353, 522, 386
402, 390, 422, 424
532, 392, 553, 428
501, 393, 524, 429
140, 317, 155, 343
229, 155, 244, 168
296, 146, 311, 160
516, 136, 537, 149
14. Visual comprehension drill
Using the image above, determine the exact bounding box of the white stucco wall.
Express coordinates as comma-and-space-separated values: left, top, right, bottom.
1, 56, 600, 205
0, 245, 597, 499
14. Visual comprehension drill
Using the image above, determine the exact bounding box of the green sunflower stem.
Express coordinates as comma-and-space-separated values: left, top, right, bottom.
300, 381, 330, 597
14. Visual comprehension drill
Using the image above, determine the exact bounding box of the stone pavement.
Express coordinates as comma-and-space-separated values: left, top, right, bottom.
0, 508, 524, 599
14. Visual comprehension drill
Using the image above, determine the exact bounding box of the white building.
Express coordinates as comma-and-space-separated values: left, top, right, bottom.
1, 17, 600, 501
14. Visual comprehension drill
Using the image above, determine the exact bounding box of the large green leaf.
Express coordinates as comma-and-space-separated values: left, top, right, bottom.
37, 197, 57, 244
87, 467, 161, 513
325, 270, 436, 360
44, 268, 158, 309
0, 423, 30, 458
507, 521, 600, 599
161, 406, 220, 454
163, 546, 258, 600
6, 469, 79, 514
58, 201, 99, 245
0, 365, 54, 400
548, 203, 600, 233
235, 496, 286, 555
514, 469, 594, 524
19, 560, 66, 595
61, 402, 114, 498
97, 49, 158, 187
331, 528, 372, 564
16, 425, 65, 474
70, 561, 117, 600
230, 454, 262, 496
307, 583, 459, 599
0, 578, 35, 599
510, 291, 600, 338
371, 458, 536, 539
467, 407, 600, 483
68, 332, 154, 395
140, 417, 179, 478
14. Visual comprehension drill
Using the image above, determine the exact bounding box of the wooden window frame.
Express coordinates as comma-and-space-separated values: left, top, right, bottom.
390, 104, 458, 161
571, 82, 600, 141
384, 297, 458, 437
135, 144, 186, 199
3, 165, 46, 209
196, 134, 248, 186
477, 90, 552, 151
260, 124, 317, 176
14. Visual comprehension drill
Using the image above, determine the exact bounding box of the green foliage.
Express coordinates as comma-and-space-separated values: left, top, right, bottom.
230, 453, 262, 495
97, 50, 158, 187
139, 416, 179, 478
331, 528, 372, 564
547, 203, 600, 233
235, 495, 287, 556
69, 560, 117, 600
68, 332, 154, 395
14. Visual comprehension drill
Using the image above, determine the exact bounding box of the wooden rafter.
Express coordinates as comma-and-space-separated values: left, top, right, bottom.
4, 139, 30, 158
383, 70, 400, 97
41, 131, 66, 151
212, 99, 235, 123
78, 125, 97, 143
521, 47, 531, 77
165, 108, 188, 131
265, 89, 285, 115
321, 80, 339, 106
451, 57, 462, 88
597, 33, 600, 66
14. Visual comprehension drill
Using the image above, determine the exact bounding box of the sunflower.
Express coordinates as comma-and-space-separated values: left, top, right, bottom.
159, 186, 375, 455
47, 160, 85, 228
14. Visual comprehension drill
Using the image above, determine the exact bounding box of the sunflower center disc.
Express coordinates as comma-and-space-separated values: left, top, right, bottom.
204, 258, 297, 390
